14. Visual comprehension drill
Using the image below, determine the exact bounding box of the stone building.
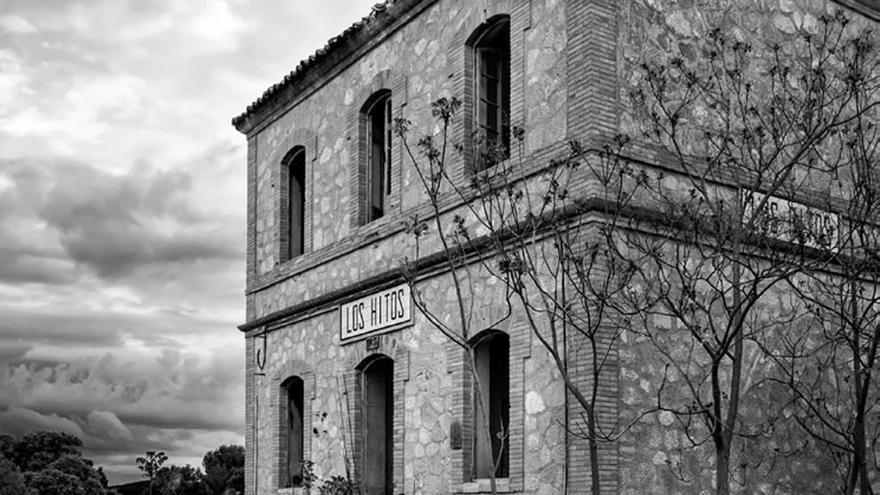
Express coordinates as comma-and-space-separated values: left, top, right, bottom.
233, 1, 880, 494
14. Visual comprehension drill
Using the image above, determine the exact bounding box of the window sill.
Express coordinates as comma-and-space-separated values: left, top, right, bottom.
457, 478, 512, 494
277, 486, 309, 495
471, 155, 512, 177
356, 209, 397, 233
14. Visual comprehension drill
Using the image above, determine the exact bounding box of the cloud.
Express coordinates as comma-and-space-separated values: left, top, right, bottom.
0, 15, 37, 34
0, 252, 74, 285
0, 344, 244, 483
0, 341, 33, 364
0, 151, 242, 282
86, 410, 133, 441
187, 0, 248, 50
0, 72, 147, 150
0, 407, 87, 438
0, 309, 126, 347
38, 162, 241, 278
0, 405, 241, 483
0, 0, 385, 485
0, 49, 27, 107
0, 347, 244, 432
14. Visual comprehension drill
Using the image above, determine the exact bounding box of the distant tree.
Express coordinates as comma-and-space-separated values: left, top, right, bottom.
0, 455, 28, 495
0, 431, 109, 495
97, 466, 109, 488
136, 451, 167, 495
11, 431, 83, 471
153, 465, 206, 495
0, 434, 14, 460
25, 468, 85, 495
49, 454, 105, 495
201, 445, 243, 495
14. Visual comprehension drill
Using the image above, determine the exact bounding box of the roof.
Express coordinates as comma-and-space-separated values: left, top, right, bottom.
231, 0, 429, 134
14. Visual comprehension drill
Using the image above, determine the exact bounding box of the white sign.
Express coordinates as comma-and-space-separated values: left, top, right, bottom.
340, 284, 412, 342
742, 192, 839, 250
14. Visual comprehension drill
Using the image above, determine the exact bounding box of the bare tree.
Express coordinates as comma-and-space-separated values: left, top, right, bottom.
757, 18, 880, 494
394, 10, 879, 495
622, 12, 880, 494
396, 98, 512, 495
395, 94, 659, 494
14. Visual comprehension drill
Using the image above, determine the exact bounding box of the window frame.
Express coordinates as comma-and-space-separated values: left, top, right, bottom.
471, 331, 510, 481
281, 146, 307, 261
274, 365, 315, 492
282, 376, 305, 488
361, 90, 393, 225
470, 16, 511, 171
447, 319, 525, 492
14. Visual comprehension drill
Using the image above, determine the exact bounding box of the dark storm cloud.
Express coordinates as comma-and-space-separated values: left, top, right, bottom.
0, 161, 71, 285
0, 250, 74, 285
0, 150, 243, 283
6, 349, 240, 418
0, 340, 33, 364
0, 347, 244, 440
0, 309, 126, 347
38, 162, 241, 278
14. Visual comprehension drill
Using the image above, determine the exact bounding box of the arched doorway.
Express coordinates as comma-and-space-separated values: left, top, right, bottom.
361, 355, 394, 495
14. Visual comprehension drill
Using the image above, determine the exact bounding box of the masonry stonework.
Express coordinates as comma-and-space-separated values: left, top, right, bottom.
235, 1, 880, 494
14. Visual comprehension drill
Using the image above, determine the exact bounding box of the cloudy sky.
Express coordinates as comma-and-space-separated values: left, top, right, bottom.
0, 0, 376, 485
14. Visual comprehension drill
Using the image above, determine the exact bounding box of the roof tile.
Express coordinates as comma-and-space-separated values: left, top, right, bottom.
231, 0, 405, 130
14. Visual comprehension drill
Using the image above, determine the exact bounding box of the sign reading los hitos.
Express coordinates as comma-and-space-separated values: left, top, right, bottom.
340, 284, 412, 342
743, 192, 840, 250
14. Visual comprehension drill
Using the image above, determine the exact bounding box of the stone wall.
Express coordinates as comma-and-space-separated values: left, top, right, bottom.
609, 4, 880, 492
249, 0, 568, 285
618, 0, 879, 142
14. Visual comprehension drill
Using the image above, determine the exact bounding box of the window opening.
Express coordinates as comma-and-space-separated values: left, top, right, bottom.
284, 376, 304, 487
473, 332, 510, 479
473, 17, 511, 168
361, 356, 394, 495
284, 147, 306, 259
366, 92, 392, 222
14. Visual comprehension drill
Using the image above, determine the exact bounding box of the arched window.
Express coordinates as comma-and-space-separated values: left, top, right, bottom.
283, 147, 306, 259
361, 355, 394, 494
471, 16, 511, 168
282, 376, 304, 487
473, 331, 509, 479
362, 90, 392, 223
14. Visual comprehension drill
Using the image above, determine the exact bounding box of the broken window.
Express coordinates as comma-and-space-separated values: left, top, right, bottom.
361, 356, 394, 494
473, 331, 509, 479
